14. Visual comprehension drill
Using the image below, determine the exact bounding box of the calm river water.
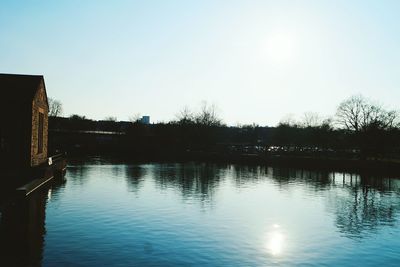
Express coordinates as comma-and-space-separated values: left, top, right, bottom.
1, 158, 400, 266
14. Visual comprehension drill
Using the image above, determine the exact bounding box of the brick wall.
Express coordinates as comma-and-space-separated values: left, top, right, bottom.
30, 82, 48, 166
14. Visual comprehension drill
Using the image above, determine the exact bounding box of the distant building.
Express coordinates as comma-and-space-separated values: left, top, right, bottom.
140, 116, 150, 125
0, 74, 49, 169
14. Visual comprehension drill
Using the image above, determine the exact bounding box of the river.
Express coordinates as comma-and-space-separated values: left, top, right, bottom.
1, 157, 399, 266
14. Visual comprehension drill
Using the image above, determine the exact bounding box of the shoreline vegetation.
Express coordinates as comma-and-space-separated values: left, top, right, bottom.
63, 151, 400, 176
48, 96, 400, 175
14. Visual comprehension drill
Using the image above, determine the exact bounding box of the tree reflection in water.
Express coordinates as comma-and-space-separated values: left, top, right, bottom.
0, 161, 399, 266
265, 167, 400, 239
125, 165, 147, 194
122, 161, 400, 239
326, 174, 400, 239
260, 166, 399, 239
150, 163, 229, 205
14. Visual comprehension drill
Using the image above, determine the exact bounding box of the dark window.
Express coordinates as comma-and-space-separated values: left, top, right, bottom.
38, 112, 44, 154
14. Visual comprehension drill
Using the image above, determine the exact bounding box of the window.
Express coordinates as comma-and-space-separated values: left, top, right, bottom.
38, 112, 44, 154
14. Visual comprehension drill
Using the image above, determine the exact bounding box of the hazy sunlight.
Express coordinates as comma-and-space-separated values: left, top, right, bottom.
263, 32, 295, 64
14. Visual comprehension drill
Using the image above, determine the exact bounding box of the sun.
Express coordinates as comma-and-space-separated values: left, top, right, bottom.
263, 32, 295, 64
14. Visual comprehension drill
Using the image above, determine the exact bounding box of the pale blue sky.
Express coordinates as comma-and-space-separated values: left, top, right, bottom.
1, 0, 399, 125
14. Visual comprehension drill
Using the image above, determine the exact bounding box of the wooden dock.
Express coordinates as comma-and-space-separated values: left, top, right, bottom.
16, 153, 67, 196
17, 175, 54, 196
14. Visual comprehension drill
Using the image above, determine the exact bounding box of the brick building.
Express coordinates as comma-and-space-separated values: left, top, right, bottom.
0, 74, 49, 169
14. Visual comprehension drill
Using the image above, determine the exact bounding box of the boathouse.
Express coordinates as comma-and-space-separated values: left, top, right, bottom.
0, 74, 49, 169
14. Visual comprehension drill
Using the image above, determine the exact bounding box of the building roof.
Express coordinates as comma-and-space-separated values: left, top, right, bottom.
0, 73, 46, 113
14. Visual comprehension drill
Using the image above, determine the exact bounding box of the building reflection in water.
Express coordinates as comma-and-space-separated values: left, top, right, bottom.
0, 178, 66, 266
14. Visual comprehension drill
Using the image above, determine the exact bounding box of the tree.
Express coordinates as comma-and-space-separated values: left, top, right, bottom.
175, 102, 224, 127
69, 114, 86, 120
320, 118, 334, 130
104, 116, 117, 122
176, 106, 195, 125
129, 113, 142, 123
278, 113, 298, 127
48, 97, 63, 117
336, 95, 399, 132
194, 102, 223, 127
378, 110, 399, 130
335, 95, 364, 132
302, 112, 323, 128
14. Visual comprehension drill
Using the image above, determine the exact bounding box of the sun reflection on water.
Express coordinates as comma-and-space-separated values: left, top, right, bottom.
265, 224, 285, 256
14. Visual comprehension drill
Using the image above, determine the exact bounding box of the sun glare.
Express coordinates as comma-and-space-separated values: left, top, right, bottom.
263, 32, 295, 64
267, 232, 284, 255
265, 224, 285, 256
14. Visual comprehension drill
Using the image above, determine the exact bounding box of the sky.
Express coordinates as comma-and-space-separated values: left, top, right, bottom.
1, 0, 399, 126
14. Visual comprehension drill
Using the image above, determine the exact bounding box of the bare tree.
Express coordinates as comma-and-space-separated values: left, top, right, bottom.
48, 97, 63, 117
365, 108, 399, 130
129, 113, 142, 123
104, 116, 117, 122
302, 112, 323, 128
176, 106, 194, 124
335, 95, 365, 131
384, 110, 400, 129
321, 117, 334, 130
194, 102, 223, 126
69, 114, 86, 120
278, 113, 298, 127
336, 95, 399, 131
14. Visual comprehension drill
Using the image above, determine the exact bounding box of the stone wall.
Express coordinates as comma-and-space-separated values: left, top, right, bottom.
30, 81, 48, 166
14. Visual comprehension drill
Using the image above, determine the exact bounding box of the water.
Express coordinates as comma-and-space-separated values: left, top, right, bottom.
1, 158, 400, 266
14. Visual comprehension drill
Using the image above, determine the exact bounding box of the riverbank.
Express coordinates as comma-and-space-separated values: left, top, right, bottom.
66, 151, 400, 177
185, 152, 400, 175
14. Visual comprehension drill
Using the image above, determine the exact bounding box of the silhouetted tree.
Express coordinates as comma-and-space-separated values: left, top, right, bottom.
48, 97, 63, 117
279, 113, 298, 127
69, 114, 86, 120
104, 116, 117, 122
129, 113, 142, 123
302, 112, 323, 128
336, 95, 398, 132
194, 102, 224, 127
176, 107, 195, 125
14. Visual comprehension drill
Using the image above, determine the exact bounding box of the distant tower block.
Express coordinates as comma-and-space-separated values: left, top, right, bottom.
141, 116, 150, 124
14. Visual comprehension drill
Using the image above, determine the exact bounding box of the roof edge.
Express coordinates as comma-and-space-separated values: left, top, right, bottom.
0, 73, 44, 78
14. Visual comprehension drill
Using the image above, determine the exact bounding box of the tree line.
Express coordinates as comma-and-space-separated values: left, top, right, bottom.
48, 96, 400, 159
49, 95, 399, 130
